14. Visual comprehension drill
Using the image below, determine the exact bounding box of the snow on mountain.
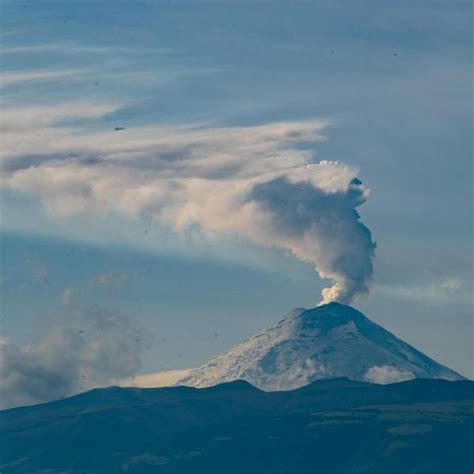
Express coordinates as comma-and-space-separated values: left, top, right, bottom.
177, 302, 463, 391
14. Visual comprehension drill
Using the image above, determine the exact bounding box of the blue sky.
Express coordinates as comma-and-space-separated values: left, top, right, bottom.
0, 0, 472, 399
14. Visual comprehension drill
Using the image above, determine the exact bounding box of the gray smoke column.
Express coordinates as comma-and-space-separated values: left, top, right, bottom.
248, 176, 376, 304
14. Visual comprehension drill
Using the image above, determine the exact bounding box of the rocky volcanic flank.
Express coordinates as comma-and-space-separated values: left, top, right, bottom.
178, 302, 463, 390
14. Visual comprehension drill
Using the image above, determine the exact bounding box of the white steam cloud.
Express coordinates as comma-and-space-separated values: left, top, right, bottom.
1, 102, 376, 303
248, 176, 375, 304
364, 365, 415, 384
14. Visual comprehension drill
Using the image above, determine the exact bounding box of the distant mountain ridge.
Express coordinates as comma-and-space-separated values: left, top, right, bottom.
1, 378, 472, 473
178, 302, 463, 390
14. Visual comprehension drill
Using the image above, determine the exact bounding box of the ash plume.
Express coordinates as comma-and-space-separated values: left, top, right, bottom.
248, 177, 376, 304
1, 112, 376, 304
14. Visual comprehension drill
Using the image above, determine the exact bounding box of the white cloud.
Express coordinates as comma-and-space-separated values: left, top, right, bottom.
0, 70, 77, 86
0, 101, 375, 304
363, 365, 415, 384
116, 369, 190, 388
0, 101, 118, 135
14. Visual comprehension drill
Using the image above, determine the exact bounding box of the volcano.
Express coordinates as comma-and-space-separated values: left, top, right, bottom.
178, 302, 463, 390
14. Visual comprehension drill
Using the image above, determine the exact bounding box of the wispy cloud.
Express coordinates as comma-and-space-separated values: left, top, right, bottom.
0, 308, 148, 409
0, 70, 78, 86
61, 287, 74, 306
0, 43, 175, 56
0, 99, 375, 303
376, 277, 468, 303
90, 271, 127, 295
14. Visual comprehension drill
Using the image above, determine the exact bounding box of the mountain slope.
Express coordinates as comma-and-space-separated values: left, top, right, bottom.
0, 378, 472, 473
178, 303, 463, 390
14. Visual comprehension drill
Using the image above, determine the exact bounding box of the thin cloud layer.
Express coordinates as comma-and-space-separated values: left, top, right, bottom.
1, 103, 375, 303
117, 369, 191, 389
0, 69, 77, 86
376, 277, 466, 303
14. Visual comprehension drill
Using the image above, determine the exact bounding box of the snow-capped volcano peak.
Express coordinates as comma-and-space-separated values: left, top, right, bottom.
177, 303, 463, 391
